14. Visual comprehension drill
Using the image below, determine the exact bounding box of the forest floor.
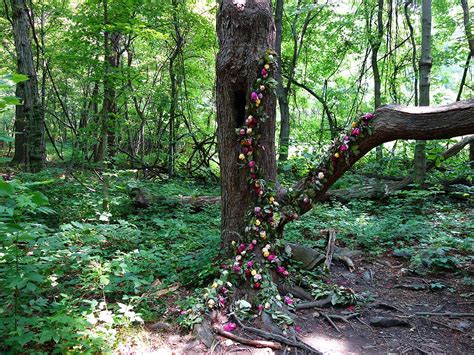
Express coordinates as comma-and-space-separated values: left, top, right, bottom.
1, 168, 472, 353
116, 254, 473, 354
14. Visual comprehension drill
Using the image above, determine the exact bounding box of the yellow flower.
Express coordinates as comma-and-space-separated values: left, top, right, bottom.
269, 196, 274, 203
264, 64, 270, 70
211, 282, 218, 289
260, 230, 266, 239
351, 122, 357, 128
256, 99, 261, 106
239, 153, 245, 160
255, 219, 261, 226
334, 152, 340, 158
247, 128, 252, 134
263, 251, 270, 258
251, 270, 257, 276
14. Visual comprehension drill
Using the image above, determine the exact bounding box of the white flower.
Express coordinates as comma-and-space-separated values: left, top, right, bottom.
318, 172, 325, 180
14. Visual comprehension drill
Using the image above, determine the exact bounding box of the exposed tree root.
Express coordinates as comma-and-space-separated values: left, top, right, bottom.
278, 283, 314, 301
295, 294, 333, 310
323, 313, 341, 333
231, 311, 322, 353
211, 325, 283, 350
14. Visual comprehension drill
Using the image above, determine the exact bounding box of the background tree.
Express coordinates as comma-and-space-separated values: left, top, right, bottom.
8, 0, 45, 171
414, 0, 432, 183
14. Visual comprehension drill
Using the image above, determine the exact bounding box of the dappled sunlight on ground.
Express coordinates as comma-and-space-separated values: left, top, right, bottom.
302, 333, 350, 354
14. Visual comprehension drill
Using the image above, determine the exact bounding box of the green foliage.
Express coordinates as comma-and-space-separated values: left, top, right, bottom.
0, 170, 221, 352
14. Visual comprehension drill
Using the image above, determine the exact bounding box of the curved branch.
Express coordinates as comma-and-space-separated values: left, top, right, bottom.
278, 99, 474, 230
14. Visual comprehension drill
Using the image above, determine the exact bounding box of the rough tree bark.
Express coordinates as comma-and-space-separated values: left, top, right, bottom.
414, 0, 432, 183
216, 0, 277, 251
9, 0, 45, 171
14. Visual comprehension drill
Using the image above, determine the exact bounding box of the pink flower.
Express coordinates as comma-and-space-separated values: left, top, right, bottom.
257, 304, 263, 311
180, 310, 187, 315
239, 129, 246, 136
254, 206, 261, 213
261, 68, 267, 77
252, 239, 257, 244
277, 266, 286, 274
295, 325, 302, 332
238, 243, 246, 253
258, 93, 263, 99
218, 296, 225, 307
221, 287, 228, 294
248, 161, 256, 168
233, 265, 241, 273
247, 261, 253, 268
223, 323, 237, 332
250, 92, 258, 101
340, 144, 348, 152
363, 112, 375, 120
352, 127, 361, 136
284, 296, 293, 305
248, 243, 254, 251
267, 254, 277, 262
282, 270, 289, 277
347, 305, 355, 312
343, 134, 350, 142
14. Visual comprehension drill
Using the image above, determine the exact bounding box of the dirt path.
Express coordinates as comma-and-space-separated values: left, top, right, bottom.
116, 255, 473, 354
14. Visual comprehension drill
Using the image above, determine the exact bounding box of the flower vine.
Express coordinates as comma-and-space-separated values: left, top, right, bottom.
179, 49, 376, 330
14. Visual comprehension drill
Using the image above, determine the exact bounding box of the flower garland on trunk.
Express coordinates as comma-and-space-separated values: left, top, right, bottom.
179, 50, 375, 329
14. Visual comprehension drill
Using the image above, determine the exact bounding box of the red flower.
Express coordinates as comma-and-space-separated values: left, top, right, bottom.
223, 323, 237, 332
254, 282, 261, 289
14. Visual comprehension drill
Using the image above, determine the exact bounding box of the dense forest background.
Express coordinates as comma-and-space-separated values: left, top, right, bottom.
0, 0, 472, 353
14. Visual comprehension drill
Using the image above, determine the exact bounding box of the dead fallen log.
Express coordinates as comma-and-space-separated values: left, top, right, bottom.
130, 136, 473, 209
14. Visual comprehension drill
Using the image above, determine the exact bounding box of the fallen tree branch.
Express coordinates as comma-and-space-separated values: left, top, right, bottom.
212, 325, 283, 350
278, 100, 474, 231
414, 312, 474, 317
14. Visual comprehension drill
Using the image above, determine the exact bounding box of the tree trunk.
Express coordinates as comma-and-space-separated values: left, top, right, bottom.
95, 0, 120, 163
370, 0, 384, 160
404, 0, 418, 106
10, 0, 45, 172
216, 0, 276, 252
168, 0, 184, 177
459, 0, 474, 168
414, 0, 432, 183
275, 0, 289, 161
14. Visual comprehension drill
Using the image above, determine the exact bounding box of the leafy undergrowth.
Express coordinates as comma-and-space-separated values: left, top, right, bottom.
0, 168, 472, 352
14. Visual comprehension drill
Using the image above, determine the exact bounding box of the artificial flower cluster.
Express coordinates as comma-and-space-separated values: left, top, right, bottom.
233, 50, 291, 284
333, 112, 375, 161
